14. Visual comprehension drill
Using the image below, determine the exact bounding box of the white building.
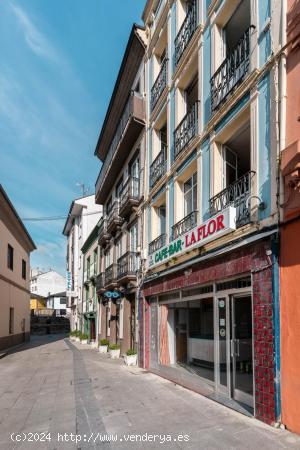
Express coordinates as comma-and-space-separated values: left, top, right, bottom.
63, 195, 102, 331
30, 269, 65, 297
46, 291, 68, 317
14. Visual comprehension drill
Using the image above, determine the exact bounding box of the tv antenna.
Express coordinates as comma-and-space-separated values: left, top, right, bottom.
76, 182, 90, 197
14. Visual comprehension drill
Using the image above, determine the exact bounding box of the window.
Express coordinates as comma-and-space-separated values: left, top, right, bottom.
9, 307, 14, 334
87, 257, 90, 278
129, 223, 138, 252
116, 238, 123, 260
158, 206, 166, 235
60, 298, 66, 305
93, 249, 98, 274
106, 197, 112, 215
7, 244, 14, 270
116, 176, 123, 199
129, 154, 140, 179
22, 259, 26, 280
184, 172, 197, 215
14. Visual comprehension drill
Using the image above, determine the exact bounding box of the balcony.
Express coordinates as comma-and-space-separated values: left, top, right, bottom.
174, 0, 198, 67
149, 233, 167, 255
107, 200, 123, 234
95, 91, 146, 204
209, 171, 255, 228
150, 145, 167, 188
151, 59, 168, 111
98, 217, 110, 246
117, 252, 139, 283
105, 264, 117, 289
174, 101, 199, 160
119, 177, 140, 218
210, 26, 253, 114
172, 211, 198, 240
96, 273, 105, 293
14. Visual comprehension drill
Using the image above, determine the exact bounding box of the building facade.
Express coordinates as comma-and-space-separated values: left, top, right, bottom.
138, 0, 284, 426
94, 25, 146, 355
0, 185, 36, 350
81, 223, 99, 341
30, 293, 46, 311
30, 269, 66, 297
46, 291, 68, 317
280, 0, 300, 435
63, 195, 102, 331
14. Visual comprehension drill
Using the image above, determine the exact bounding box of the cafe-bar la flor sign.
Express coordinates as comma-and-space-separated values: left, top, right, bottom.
148, 207, 236, 268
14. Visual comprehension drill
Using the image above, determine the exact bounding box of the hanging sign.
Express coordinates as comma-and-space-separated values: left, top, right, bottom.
148, 207, 236, 269
103, 291, 123, 299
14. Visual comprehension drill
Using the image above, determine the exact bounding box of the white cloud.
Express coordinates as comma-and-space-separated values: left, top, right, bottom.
9, 1, 63, 64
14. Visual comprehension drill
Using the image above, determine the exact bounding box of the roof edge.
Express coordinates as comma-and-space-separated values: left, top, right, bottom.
94, 23, 146, 160
0, 185, 36, 251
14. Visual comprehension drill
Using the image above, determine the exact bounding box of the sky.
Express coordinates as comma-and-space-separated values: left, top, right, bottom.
0, 0, 145, 276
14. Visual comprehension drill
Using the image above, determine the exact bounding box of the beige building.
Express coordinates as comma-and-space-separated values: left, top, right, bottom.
0, 185, 36, 350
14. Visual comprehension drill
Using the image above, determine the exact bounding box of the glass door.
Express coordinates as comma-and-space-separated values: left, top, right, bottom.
215, 294, 253, 408
231, 295, 253, 407
216, 296, 230, 395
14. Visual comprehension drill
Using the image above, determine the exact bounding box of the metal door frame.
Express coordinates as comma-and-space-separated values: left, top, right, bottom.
231, 293, 254, 407
215, 291, 253, 407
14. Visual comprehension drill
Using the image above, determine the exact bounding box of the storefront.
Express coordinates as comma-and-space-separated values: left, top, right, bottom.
140, 234, 279, 425
83, 312, 97, 341
98, 293, 136, 353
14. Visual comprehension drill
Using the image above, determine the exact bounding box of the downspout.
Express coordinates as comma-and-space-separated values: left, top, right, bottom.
274, 0, 287, 425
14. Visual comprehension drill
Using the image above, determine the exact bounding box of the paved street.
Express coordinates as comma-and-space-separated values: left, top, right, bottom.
0, 336, 299, 450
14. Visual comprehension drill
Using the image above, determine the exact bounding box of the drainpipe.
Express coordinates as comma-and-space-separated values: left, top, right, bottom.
274, 0, 287, 425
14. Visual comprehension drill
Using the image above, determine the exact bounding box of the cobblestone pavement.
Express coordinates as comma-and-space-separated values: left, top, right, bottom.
0, 335, 299, 450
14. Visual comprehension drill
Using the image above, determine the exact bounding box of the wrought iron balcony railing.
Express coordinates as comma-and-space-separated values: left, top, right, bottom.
209, 170, 255, 228
105, 264, 117, 286
107, 200, 121, 225
98, 217, 110, 244
151, 59, 168, 111
172, 210, 198, 240
96, 273, 105, 291
174, 0, 197, 67
174, 101, 199, 160
149, 233, 167, 255
117, 252, 138, 279
210, 26, 254, 113
120, 177, 140, 209
150, 144, 167, 188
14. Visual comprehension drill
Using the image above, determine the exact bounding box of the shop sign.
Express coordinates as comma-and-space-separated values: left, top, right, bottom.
148, 207, 236, 268
66, 271, 72, 290
103, 290, 122, 299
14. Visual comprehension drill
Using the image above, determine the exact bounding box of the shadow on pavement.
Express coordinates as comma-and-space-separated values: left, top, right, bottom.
1, 334, 68, 358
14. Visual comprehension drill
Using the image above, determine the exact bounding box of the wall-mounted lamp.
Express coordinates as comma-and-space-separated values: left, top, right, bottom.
246, 195, 266, 211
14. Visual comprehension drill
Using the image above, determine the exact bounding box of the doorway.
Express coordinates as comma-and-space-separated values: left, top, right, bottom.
175, 309, 188, 364
216, 295, 253, 408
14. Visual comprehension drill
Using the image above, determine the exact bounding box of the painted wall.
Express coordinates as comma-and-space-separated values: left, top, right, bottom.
0, 199, 32, 350
280, 0, 300, 434
280, 221, 300, 433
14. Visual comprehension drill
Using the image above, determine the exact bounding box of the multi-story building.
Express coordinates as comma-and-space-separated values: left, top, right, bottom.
139, 0, 284, 426
280, 0, 300, 435
63, 195, 102, 331
46, 291, 68, 317
0, 185, 36, 350
30, 269, 66, 297
94, 24, 146, 354
81, 223, 99, 341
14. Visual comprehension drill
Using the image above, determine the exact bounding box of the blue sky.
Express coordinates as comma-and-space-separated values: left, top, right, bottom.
0, 0, 145, 275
